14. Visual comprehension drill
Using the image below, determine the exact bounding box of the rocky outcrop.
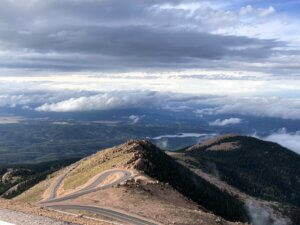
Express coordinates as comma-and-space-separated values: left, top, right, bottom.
1, 168, 32, 184
1, 180, 31, 198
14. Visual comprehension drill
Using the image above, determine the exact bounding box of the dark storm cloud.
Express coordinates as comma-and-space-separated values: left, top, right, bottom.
2, 25, 281, 57
0, 0, 291, 72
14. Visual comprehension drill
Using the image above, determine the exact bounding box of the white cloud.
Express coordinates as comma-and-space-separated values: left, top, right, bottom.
264, 128, 300, 154
129, 115, 141, 124
155, 139, 169, 149
197, 97, 300, 120
240, 5, 253, 16
0, 116, 24, 124
0, 88, 291, 121
209, 118, 242, 126
2, 78, 300, 121
258, 6, 275, 17
216, 98, 300, 120
0, 89, 97, 109
36, 93, 132, 112
152, 133, 213, 139
239, 5, 275, 17
35, 91, 168, 112
0, 94, 32, 107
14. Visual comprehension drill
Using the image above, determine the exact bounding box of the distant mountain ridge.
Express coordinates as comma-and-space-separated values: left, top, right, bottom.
175, 134, 300, 225
185, 135, 300, 206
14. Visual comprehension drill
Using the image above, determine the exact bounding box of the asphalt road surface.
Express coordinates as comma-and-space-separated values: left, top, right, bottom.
42, 170, 131, 204
40, 168, 158, 225
49, 205, 157, 225
48, 163, 80, 200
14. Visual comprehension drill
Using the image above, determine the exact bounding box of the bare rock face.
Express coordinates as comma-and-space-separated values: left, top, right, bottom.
1, 168, 32, 183
1, 180, 29, 198
133, 158, 145, 170
1, 168, 33, 198
133, 158, 155, 172
1, 169, 23, 184
127, 141, 159, 173
1, 169, 14, 183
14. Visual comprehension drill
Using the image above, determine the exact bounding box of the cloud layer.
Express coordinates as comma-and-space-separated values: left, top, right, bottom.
35, 91, 166, 112
209, 118, 242, 126
196, 97, 300, 120
0, 0, 299, 76
2, 87, 300, 121
264, 129, 300, 154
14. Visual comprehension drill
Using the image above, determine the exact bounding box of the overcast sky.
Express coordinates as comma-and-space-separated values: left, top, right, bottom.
1, 0, 300, 119
1, 0, 299, 75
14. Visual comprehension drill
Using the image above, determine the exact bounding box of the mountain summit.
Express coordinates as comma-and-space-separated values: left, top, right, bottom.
15, 139, 247, 225
11, 136, 300, 225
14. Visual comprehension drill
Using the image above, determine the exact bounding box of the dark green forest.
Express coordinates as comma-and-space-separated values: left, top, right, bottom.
0, 158, 78, 198
135, 141, 250, 223
182, 136, 300, 224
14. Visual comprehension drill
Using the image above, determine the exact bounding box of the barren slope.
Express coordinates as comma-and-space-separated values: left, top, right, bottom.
16, 140, 248, 225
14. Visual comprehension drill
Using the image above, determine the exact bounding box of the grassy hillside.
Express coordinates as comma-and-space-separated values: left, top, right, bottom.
63, 147, 134, 190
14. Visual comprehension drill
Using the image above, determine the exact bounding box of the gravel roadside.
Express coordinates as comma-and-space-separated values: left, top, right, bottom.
0, 208, 76, 225
0, 198, 110, 225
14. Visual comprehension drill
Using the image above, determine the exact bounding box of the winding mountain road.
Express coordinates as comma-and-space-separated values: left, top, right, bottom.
42, 169, 131, 204
48, 163, 80, 200
49, 205, 156, 225
40, 167, 157, 225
